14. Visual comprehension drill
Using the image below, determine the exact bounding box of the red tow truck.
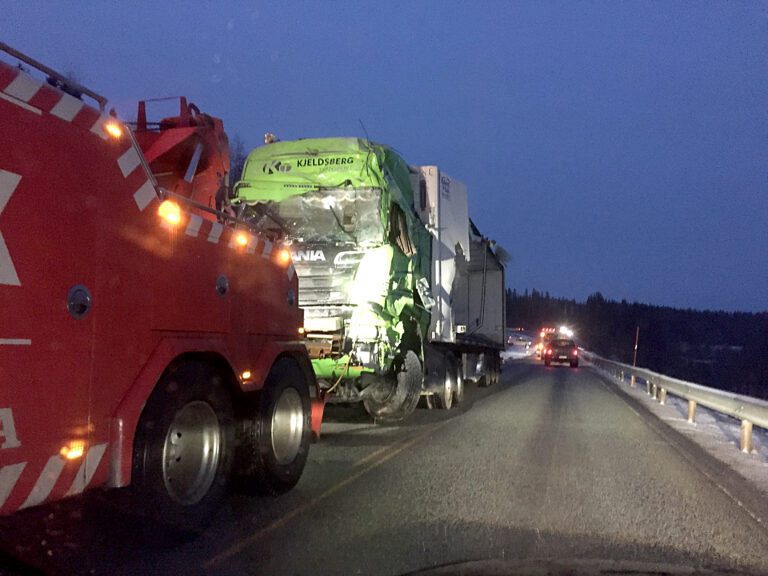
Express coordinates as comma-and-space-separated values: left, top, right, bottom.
0, 43, 321, 527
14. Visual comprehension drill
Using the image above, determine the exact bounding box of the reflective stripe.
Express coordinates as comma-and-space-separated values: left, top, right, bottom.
208, 222, 223, 243
49, 93, 84, 122
185, 213, 203, 238
19, 455, 65, 509
65, 443, 107, 497
0, 339, 31, 345
117, 147, 141, 178
90, 115, 109, 140
0, 169, 22, 286
0, 91, 42, 115
261, 239, 273, 259
0, 463, 26, 509
133, 180, 157, 211
3, 73, 42, 102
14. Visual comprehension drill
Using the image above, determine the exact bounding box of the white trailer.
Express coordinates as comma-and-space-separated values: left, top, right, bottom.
412, 167, 506, 409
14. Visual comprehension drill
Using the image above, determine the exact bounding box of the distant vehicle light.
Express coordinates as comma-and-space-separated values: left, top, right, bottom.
573, 349, 578, 356
158, 200, 182, 225
104, 121, 123, 139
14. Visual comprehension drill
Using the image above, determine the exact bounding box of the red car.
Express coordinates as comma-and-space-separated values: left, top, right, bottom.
544, 339, 579, 368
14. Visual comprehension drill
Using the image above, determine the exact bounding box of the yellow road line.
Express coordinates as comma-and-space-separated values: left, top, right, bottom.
205, 420, 451, 569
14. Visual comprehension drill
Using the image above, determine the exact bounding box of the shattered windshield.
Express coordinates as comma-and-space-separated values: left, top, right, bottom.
243, 187, 384, 245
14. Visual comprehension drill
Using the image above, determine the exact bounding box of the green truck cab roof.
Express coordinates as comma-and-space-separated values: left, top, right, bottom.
234, 137, 414, 204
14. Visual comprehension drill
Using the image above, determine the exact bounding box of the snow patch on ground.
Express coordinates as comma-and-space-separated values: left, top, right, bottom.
590, 362, 768, 498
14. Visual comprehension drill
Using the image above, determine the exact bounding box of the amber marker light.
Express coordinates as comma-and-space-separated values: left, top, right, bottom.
60, 440, 85, 460
104, 121, 123, 139
275, 248, 292, 267
158, 200, 182, 225
235, 232, 249, 247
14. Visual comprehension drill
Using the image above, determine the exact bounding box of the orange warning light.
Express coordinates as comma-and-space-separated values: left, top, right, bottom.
60, 440, 85, 460
104, 121, 123, 139
275, 248, 292, 267
235, 232, 249, 247
158, 200, 182, 225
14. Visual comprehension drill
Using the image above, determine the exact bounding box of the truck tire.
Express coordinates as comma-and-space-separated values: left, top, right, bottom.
452, 358, 465, 404
236, 358, 311, 495
131, 361, 235, 532
478, 353, 493, 387
363, 350, 423, 422
434, 362, 453, 410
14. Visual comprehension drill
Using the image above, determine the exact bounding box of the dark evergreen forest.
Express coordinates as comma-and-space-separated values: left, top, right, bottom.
507, 289, 768, 399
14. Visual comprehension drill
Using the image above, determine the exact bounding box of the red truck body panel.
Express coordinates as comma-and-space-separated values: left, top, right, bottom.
0, 61, 307, 515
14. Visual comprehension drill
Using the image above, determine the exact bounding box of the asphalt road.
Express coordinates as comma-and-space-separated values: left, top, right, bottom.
3, 359, 768, 575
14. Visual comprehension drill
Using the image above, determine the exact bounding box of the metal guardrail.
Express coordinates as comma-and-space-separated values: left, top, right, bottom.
581, 350, 768, 454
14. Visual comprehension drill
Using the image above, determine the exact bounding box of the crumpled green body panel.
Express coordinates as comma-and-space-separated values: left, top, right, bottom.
235, 137, 414, 206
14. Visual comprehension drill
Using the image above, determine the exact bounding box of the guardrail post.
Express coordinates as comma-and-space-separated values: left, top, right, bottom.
740, 420, 753, 454
620, 370, 624, 382
651, 382, 658, 400
687, 400, 697, 423
659, 388, 667, 405
630, 374, 636, 388
645, 379, 651, 395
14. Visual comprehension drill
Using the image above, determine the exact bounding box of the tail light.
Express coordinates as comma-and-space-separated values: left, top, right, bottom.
546, 349, 553, 355
573, 349, 578, 356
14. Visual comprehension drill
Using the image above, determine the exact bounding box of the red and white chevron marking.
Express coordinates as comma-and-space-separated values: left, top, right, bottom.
0, 443, 108, 514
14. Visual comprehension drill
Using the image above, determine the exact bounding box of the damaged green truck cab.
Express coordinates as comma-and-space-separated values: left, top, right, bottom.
234, 138, 432, 421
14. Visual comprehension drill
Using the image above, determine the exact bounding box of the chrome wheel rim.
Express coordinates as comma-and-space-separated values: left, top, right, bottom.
162, 401, 221, 505
442, 369, 453, 409
271, 387, 304, 465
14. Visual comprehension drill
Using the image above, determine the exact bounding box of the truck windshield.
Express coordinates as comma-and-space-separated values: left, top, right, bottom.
245, 187, 385, 245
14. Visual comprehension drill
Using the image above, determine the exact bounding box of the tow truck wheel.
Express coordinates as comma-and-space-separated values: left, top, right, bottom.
236, 358, 311, 495
131, 361, 234, 531
434, 363, 453, 410
452, 359, 465, 404
363, 350, 423, 422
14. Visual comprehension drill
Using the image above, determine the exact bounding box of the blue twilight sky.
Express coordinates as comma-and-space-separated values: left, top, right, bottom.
4, 1, 767, 312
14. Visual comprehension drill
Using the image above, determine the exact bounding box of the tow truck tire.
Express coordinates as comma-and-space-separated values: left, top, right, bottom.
237, 358, 311, 496
131, 361, 235, 532
364, 350, 423, 422
452, 358, 465, 404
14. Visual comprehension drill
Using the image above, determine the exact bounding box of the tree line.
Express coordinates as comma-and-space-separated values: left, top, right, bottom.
507, 289, 768, 399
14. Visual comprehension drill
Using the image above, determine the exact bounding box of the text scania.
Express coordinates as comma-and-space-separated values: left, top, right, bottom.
296, 157, 354, 168
292, 250, 326, 262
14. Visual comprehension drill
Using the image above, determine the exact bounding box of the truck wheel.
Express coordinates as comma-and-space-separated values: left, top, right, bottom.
131, 361, 234, 531
236, 358, 311, 495
434, 363, 453, 410
478, 353, 493, 388
363, 350, 423, 422
452, 359, 465, 404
